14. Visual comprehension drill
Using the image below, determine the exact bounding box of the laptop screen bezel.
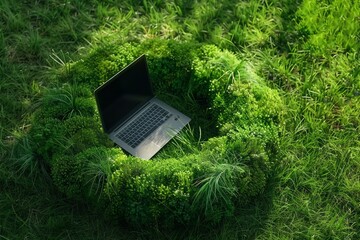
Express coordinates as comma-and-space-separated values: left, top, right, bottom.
94, 54, 155, 134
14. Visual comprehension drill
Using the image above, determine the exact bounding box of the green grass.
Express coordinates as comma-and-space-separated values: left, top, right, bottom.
1, 0, 360, 239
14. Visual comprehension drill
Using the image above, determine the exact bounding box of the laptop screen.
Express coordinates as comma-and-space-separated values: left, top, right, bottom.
94, 55, 154, 133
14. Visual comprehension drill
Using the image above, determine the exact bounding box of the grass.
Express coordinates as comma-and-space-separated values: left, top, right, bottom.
1, 0, 359, 239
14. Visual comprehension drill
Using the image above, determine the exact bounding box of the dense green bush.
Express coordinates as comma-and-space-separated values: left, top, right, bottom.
139, 40, 199, 97
63, 116, 112, 154
29, 117, 67, 164
52, 146, 122, 202
27, 39, 283, 227
28, 84, 112, 183
193, 136, 270, 221
105, 156, 200, 226
34, 84, 95, 120
66, 43, 141, 88
52, 154, 86, 199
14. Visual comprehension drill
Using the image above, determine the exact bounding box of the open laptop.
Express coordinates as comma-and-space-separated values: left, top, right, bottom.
94, 54, 191, 160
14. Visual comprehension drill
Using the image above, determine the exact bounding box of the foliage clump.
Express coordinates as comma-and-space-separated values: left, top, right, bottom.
66, 43, 141, 88
105, 156, 198, 227
27, 39, 283, 227
63, 116, 112, 153
52, 146, 122, 203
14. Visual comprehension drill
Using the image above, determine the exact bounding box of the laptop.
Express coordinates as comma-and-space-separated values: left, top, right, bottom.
94, 54, 191, 160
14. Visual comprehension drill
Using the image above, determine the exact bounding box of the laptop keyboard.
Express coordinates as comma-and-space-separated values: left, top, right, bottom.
116, 104, 172, 148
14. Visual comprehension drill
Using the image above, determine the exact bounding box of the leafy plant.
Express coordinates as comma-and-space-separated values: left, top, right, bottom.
139, 39, 197, 96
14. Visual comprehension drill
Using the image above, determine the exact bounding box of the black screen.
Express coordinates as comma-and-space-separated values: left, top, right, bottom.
94, 55, 154, 133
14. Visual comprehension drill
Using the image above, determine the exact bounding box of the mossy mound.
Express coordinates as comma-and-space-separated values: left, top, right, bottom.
28, 39, 283, 227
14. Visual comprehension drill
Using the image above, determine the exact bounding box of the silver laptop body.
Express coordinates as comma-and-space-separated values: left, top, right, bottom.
94, 55, 191, 160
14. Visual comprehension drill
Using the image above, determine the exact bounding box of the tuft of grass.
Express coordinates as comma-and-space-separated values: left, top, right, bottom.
8, 135, 39, 180
82, 149, 115, 198
153, 124, 202, 161
0, 1, 26, 32
193, 162, 245, 217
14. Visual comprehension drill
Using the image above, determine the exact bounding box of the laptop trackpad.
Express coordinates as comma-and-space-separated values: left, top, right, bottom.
135, 128, 175, 160
134, 141, 162, 160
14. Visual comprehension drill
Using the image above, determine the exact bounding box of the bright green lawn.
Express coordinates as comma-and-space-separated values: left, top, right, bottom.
1, 0, 359, 239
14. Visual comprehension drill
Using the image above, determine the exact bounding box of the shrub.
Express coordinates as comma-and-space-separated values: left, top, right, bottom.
192, 136, 270, 222
9, 134, 49, 180
63, 116, 112, 154
67, 43, 140, 89
104, 156, 149, 221
81, 147, 124, 200
225, 138, 270, 199
28, 117, 68, 165
192, 47, 283, 159
105, 155, 207, 227
52, 154, 86, 199
29, 84, 106, 164
28, 39, 283, 227
139, 39, 198, 97
35, 84, 95, 121
52, 146, 123, 202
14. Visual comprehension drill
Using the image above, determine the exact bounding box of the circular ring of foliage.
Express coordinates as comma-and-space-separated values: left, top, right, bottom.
28, 39, 283, 227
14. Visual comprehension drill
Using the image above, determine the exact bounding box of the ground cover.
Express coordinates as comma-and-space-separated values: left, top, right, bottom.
1, 0, 359, 239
